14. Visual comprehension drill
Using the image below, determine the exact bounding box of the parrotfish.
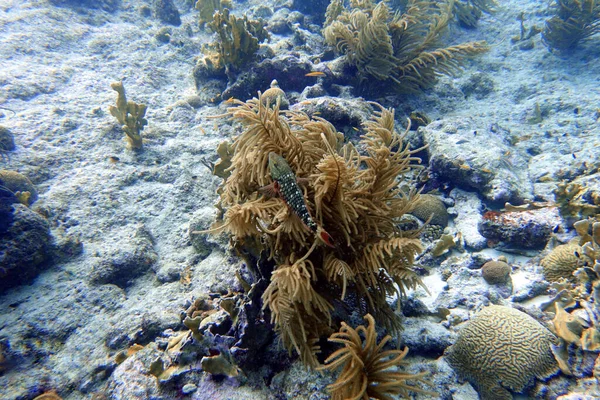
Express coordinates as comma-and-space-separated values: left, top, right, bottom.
265, 152, 335, 248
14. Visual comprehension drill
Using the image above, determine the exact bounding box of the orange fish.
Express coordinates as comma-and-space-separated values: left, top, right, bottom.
305, 71, 326, 77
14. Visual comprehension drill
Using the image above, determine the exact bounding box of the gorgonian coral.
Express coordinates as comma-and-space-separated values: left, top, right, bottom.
323, 0, 489, 93
202, 92, 426, 366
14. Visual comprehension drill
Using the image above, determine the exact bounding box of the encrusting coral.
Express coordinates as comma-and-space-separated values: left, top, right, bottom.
323, 0, 489, 93
200, 90, 427, 367
108, 81, 147, 150
318, 314, 433, 399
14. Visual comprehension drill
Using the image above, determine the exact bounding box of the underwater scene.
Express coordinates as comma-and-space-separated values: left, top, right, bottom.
1, 0, 600, 399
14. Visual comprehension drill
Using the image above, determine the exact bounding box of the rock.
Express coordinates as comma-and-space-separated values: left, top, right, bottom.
0, 170, 38, 204
0, 126, 15, 152
88, 224, 157, 287
0, 204, 52, 293
478, 207, 561, 250
448, 188, 487, 250
153, 0, 180, 26
220, 55, 315, 101
400, 318, 456, 357
460, 72, 495, 100
418, 118, 533, 204
290, 96, 372, 134
49, 0, 120, 12
181, 383, 197, 394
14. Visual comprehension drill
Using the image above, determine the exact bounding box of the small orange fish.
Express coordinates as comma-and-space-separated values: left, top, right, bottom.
225, 97, 236, 103
305, 71, 326, 77
459, 164, 471, 170
199, 127, 206, 135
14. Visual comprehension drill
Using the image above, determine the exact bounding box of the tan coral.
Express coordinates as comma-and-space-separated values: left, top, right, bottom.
445, 305, 559, 400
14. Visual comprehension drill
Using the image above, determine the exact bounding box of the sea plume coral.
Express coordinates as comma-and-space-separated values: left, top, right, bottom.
319, 314, 433, 400
323, 0, 489, 93
201, 91, 426, 366
542, 0, 600, 51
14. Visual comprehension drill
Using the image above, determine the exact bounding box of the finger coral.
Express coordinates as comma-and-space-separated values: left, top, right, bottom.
319, 314, 433, 400
202, 91, 426, 366
323, 0, 489, 93
108, 81, 147, 150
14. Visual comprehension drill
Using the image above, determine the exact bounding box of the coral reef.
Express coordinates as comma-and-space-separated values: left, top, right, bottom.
542, 0, 600, 51
323, 0, 488, 93
201, 90, 426, 366
318, 314, 432, 399
108, 81, 147, 150
445, 305, 559, 399
543, 218, 600, 394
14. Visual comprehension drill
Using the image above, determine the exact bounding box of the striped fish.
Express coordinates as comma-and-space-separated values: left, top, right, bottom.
265, 152, 335, 248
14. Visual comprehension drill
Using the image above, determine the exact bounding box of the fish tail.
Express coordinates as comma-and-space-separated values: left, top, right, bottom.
318, 227, 335, 248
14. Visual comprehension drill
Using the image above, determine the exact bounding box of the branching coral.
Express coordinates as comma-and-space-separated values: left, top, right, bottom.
542, 0, 600, 51
323, 0, 489, 93
108, 81, 147, 150
319, 314, 433, 400
200, 8, 269, 77
201, 91, 426, 366
195, 0, 230, 28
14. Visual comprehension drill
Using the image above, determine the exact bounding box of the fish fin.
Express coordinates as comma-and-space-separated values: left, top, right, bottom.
319, 228, 336, 248
259, 182, 279, 198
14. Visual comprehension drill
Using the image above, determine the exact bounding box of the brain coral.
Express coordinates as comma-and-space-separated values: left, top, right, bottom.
410, 194, 449, 227
445, 305, 558, 400
541, 242, 582, 282
481, 260, 511, 285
